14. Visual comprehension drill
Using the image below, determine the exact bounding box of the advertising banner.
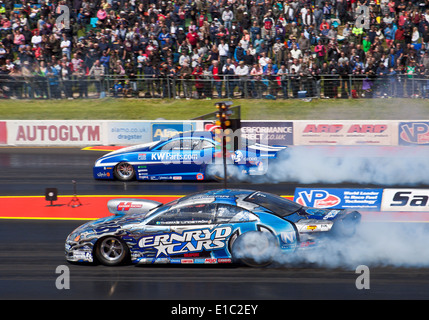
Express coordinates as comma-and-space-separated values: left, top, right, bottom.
381, 189, 429, 212
7, 120, 104, 146
398, 122, 429, 146
294, 188, 383, 209
0, 121, 7, 145
107, 121, 152, 145
241, 121, 294, 145
294, 120, 397, 145
151, 122, 196, 141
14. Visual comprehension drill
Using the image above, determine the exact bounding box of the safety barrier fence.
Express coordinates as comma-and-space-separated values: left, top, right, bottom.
1, 74, 429, 100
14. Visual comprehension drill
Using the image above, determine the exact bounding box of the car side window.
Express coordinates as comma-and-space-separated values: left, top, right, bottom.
158, 139, 181, 151
147, 203, 217, 225
182, 138, 201, 150
201, 140, 214, 149
215, 204, 258, 223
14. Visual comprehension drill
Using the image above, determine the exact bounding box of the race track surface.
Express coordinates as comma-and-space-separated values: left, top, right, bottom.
2, 147, 429, 301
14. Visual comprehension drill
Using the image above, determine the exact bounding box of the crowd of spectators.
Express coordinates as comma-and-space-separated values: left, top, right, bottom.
0, 0, 429, 99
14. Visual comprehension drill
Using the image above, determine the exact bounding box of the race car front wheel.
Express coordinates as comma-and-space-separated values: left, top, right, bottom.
231, 231, 277, 267
114, 162, 136, 181
94, 237, 130, 266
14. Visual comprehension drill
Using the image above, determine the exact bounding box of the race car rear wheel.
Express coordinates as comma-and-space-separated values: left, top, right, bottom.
207, 164, 235, 182
114, 162, 136, 181
231, 231, 277, 267
94, 236, 130, 266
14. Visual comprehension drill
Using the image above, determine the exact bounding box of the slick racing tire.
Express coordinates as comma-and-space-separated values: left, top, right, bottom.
114, 162, 136, 181
231, 231, 277, 267
94, 237, 130, 266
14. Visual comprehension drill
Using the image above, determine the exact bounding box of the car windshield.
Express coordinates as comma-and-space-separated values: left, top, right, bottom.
244, 191, 302, 217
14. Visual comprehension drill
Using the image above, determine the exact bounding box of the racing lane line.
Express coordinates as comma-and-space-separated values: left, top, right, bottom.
0, 194, 294, 220
1, 194, 427, 223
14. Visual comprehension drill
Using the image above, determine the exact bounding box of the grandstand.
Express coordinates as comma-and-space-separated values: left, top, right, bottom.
0, 0, 428, 100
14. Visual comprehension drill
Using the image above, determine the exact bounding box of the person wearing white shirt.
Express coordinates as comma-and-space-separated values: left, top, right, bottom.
290, 44, 302, 60
31, 32, 42, 47
60, 35, 71, 59
218, 39, 229, 66
235, 61, 249, 97
222, 58, 236, 73
239, 38, 249, 51
258, 52, 270, 67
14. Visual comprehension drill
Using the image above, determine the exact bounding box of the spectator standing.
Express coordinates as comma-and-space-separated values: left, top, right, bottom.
88, 59, 105, 98
222, 7, 234, 31
60, 34, 71, 60
209, 60, 223, 98
235, 60, 249, 97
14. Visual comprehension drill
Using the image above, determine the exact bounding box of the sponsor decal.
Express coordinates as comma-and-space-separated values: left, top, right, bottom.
295, 188, 383, 209
151, 153, 198, 162
15, 124, 100, 143
117, 202, 143, 211
280, 231, 296, 248
399, 122, 429, 145
296, 189, 341, 208
97, 172, 111, 178
108, 122, 149, 144
381, 189, 429, 211
152, 123, 194, 141
205, 258, 217, 264
204, 123, 221, 132
217, 258, 232, 263
0, 121, 7, 144
196, 173, 204, 180
138, 226, 232, 258
241, 121, 293, 145
295, 121, 393, 145
181, 259, 194, 264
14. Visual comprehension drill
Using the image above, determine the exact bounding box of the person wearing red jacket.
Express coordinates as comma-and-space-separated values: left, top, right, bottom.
314, 40, 326, 67
192, 64, 204, 98
186, 30, 199, 49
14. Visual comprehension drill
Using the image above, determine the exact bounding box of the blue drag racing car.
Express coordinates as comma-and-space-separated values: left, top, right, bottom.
93, 131, 287, 182
65, 189, 361, 267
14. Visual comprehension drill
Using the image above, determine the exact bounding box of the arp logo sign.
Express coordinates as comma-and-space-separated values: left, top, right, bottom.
399, 122, 429, 145
295, 189, 341, 208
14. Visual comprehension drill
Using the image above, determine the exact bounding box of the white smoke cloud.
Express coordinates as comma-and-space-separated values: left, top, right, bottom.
261, 146, 429, 185
232, 223, 429, 269
270, 222, 429, 269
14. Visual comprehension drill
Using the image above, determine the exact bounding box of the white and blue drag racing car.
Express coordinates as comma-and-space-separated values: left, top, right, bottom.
93, 131, 287, 182
65, 189, 361, 267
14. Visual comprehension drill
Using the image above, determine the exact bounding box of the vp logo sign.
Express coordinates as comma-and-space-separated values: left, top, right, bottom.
399, 122, 429, 145
296, 190, 341, 208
